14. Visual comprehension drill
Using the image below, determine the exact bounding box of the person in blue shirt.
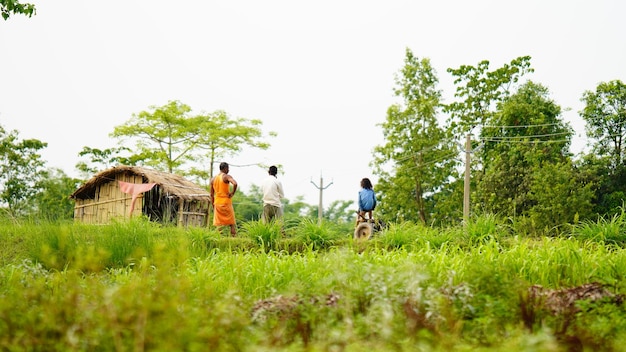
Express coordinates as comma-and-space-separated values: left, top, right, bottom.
358, 178, 377, 223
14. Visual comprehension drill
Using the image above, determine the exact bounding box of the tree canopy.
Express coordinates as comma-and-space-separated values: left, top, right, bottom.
190, 110, 276, 183
579, 80, 626, 216
372, 49, 457, 224
0, 124, 47, 218
580, 80, 626, 169
110, 100, 200, 173
107, 100, 276, 182
475, 81, 591, 228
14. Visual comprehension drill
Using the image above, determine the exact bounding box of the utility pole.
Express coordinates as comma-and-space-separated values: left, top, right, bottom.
310, 173, 333, 224
463, 133, 472, 223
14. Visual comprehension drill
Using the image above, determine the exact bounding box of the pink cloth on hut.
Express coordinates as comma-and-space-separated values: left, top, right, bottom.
118, 181, 156, 216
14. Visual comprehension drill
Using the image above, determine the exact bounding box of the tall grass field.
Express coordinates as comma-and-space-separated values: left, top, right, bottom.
2, 214, 626, 351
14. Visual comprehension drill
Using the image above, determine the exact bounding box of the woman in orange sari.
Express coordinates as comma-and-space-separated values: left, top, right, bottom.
210, 162, 238, 236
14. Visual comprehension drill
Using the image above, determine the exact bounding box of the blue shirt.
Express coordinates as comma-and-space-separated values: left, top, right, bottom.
358, 188, 377, 211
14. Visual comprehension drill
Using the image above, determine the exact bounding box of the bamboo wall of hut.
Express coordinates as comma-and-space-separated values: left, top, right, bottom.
70, 166, 211, 227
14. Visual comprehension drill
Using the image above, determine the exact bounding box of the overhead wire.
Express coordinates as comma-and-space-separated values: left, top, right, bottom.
394, 137, 458, 163
482, 122, 563, 129
481, 131, 571, 140
398, 150, 461, 172
479, 138, 570, 144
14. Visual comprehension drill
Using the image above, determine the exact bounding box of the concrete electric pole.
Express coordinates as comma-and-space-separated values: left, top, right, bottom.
463, 133, 472, 223
310, 173, 333, 224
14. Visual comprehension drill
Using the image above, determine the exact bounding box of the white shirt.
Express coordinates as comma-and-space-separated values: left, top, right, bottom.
261, 175, 284, 207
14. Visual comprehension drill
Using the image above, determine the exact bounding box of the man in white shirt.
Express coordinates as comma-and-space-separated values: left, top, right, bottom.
261, 165, 285, 223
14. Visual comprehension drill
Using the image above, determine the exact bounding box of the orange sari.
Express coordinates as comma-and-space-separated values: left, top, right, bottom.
212, 174, 236, 226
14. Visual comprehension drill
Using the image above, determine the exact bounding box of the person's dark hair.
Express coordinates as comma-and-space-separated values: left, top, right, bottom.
361, 178, 373, 189
268, 165, 278, 176
219, 162, 229, 171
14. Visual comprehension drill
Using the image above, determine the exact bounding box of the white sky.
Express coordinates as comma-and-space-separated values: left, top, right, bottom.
1, 0, 625, 207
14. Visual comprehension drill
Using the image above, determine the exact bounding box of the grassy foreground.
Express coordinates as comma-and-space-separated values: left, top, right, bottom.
2, 215, 626, 351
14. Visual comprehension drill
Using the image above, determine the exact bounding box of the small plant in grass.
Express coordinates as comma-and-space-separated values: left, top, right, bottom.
94, 218, 159, 267
241, 220, 283, 250
568, 298, 626, 350
458, 213, 504, 246
26, 222, 79, 270
377, 221, 418, 249
186, 226, 223, 256
294, 219, 339, 250
572, 209, 626, 245
418, 227, 458, 250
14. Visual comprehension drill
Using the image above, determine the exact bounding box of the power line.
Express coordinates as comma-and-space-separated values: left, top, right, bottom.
401, 151, 461, 171
213, 162, 263, 168
482, 131, 570, 140
395, 142, 458, 163
480, 138, 570, 144
482, 122, 563, 129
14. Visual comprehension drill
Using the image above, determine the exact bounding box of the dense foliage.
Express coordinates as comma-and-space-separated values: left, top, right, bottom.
371, 52, 626, 232
373, 50, 458, 225
0, 125, 47, 218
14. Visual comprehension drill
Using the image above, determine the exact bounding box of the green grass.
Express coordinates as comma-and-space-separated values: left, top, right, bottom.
1, 214, 626, 350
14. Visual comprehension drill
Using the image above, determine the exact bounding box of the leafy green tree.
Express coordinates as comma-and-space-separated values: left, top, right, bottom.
526, 161, 594, 231
445, 56, 534, 135
444, 56, 534, 221
110, 101, 274, 184
372, 49, 457, 224
189, 110, 276, 184
324, 200, 354, 223
32, 168, 83, 221
1, 0, 35, 20
578, 154, 625, 217
579, 79, 626, 216
111, 100, 201, 173
283, 195, 314, 219
427, 177, 465, 225
233, 185, 264, 222
476, 81, 585, 230
232, 185, 317, 224
0, 125, 47, 219
580, 80, 626, 168
75, 146, 134, 177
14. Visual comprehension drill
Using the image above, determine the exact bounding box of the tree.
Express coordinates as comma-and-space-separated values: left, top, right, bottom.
282, 195, 314, 219
1, 0, 35, 20
577, 153, 625, 218
444, 56, 534, 221
233, 184, 264, 222
32, 168, 83, 221
0, 124, 47, 219
189, 110, 276, 184
445, 56, 534, 136
372, 49, 457, 224
75, 146, 133, 177
579, 80, 626, 216
324, 200, 354, 223
476, 81, 586, 229
110, 101, 275, 184
580, 80, 626, 169
110, 100, 201, 173
526, 161, 594, 231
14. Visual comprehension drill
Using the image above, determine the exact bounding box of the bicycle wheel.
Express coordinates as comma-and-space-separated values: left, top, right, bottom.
354, 222, 373, 240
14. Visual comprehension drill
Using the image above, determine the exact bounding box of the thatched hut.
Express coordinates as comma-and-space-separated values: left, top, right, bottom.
70, 165, 210, 227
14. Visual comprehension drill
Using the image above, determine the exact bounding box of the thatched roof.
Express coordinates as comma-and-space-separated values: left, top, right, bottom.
70, 165, 210, 201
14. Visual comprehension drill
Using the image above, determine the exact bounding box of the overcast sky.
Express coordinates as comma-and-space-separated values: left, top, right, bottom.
1, 0, 625, 208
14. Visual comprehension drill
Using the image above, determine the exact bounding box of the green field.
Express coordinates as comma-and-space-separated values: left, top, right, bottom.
1, 215, 626, 351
